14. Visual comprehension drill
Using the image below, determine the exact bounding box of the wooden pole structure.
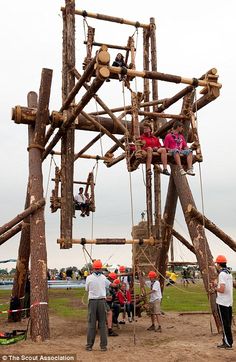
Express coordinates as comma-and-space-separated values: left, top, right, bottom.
60, 0, 76, 249
143, 26, 150, 111
29, 68, 52, 341
84, 40, 131, 51
186, 205, 236, 252
74, 133, 104, 161
43, 66, 109, 160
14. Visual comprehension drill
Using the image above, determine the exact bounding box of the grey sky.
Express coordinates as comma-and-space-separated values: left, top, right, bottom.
1, 0, 235, 271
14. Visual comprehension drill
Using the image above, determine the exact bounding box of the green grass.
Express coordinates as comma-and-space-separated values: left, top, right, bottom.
0, 282, 235, 319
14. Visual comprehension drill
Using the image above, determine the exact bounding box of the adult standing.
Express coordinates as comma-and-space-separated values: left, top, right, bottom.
214, 255, 233, 349
85, 260, 110, 352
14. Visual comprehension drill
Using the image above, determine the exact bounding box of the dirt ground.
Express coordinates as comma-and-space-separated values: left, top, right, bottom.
0, 311, 235, 362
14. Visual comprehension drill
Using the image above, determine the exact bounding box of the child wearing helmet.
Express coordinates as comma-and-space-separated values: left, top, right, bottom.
146, 271, 162, 332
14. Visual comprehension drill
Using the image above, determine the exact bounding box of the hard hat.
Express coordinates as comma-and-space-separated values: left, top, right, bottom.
108, 272, 117, 280
148, 271, 157, 278
215, 255, 227, 264
113, 278, 121, 285
119, 265, 126, 272
92, 259, 103, 269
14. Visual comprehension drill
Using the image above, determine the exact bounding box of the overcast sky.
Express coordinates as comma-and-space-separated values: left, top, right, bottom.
0, 0, 235, 272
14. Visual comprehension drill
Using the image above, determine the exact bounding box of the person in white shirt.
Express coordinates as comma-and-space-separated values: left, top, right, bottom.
85, 260, 110, 352
74, 187, 90, 217
146, 271, 162, 332
213, 255, 233, 349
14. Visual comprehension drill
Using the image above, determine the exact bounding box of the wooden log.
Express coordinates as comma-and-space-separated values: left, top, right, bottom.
0, 199, 45, 236
172, 168, 221, 331
109, 66, 222, 88
57, 238, 159, 245
84, 40, 131, 51
156, 175, 178, 289
105, 153, 126, 168
69, 8, 150, 28
192, 86, 220, 111
29, 68, 52, 341
137, 110, 187, 119
143, 27, 150, 112
0, 223, 23, 246
171, 228, 196, 254
9, 91, 37, 322
60, 2, 76, 249
186, 205, 236, 252
146, 171, 153, 238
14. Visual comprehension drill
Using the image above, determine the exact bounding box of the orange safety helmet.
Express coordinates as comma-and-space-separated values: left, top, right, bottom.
113, 278, 121, 285
148, 271, 157, 279
215, 255, 227, 264
108, 272, 117, 280
92, 259, 103, 269
119, 265, 126, 272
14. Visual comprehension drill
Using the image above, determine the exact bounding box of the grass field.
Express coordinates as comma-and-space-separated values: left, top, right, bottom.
0, 281, 235, 319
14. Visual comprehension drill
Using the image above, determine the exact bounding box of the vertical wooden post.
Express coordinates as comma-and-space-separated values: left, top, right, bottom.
30, 68, 52, 341
150, 17, 161, 239
9, 92, 38, 322
156, 175, 178, 289
60, 0, 75, 249
143, 27, 150, 111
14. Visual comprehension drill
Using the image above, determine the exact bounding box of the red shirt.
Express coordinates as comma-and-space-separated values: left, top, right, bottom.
140, 133, 162, 150
117, 290, 131, 305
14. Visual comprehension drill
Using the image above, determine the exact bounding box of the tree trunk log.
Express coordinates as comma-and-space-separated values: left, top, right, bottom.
30, 68, 52, 342
186, 205, 236, 252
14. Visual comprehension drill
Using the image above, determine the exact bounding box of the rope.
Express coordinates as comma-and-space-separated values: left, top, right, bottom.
193, 89, 215, 333
44, 154, 54, 200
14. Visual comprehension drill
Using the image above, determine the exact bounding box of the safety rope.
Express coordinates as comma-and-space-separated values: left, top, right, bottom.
44, 154, 56, 200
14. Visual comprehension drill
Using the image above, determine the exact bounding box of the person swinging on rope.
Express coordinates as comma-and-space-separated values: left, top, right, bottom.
140, 120, 170, 176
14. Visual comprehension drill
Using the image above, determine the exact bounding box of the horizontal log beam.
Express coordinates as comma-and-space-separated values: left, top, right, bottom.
57, 237, 159, 245
137, 110, 187, 120
186, 205, 236, 252
68, 8, 150, 28
52, 151, 109, 161
84, 41, 131, 51
109, 66, 222, 88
